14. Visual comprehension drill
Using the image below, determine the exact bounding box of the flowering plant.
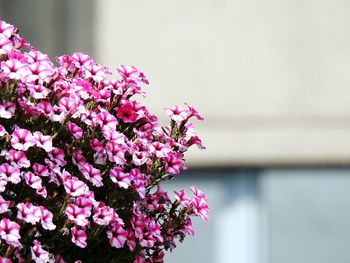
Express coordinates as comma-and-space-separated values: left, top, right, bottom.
0, 20, 208, 262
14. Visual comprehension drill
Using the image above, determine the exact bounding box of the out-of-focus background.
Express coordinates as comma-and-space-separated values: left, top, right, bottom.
2, 1, 350, 262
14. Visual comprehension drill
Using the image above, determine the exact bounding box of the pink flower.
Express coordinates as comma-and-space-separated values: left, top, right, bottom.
0, 34, 12, 54
93, 205, 115, 226
117, 65, 149, 85
33, 131, 54, 152
32, 163, 50, 177
107, 222, 128, 248
65, 204, 89, 227
36, 101, 52, 116
5, 150, 30, 168
174, 189, 191, 207
0, 124, 7, 136
190, 186, 209, 221
23, 172, 43, 190
0, 21, 15, 38
109, 167, 131, 189
79, 163, 103, 187
0, 101, 15, 119
0, 195, 10, 214
132, 151, 148, 166
72, 150, 87, 166
0, 256, 12, 263
106, 141, 126, 165
117, 102, 138, 123
10, 128, 36, 151
0, 163, 21, 184
164, 152, 185, 175
17, 202, 41, 224
0, 218, 21, 246
185, 103, 204, 121
64, 177, 89, 197
0, 59, 30, 80
149, 142, 171, 158
71, 226, 87, 248
31, 240, 50, 263
90, 138, 104, 154
96, 111, 118, 131
27, 62, 54, 83
28, 84, 50, 99
67, 122, 83, 140
48, 148, 66, 166
39, 206, 56, 230
164, 105, 187, 123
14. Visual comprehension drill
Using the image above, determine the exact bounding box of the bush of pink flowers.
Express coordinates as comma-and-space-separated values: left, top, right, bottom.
0, 20, 208, 262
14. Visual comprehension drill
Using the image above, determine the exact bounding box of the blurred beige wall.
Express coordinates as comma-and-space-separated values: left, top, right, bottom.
94, 0, 350, 166
3, 0, 346, 167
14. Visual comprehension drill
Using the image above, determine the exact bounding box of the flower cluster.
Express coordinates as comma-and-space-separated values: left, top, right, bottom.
0, 20, 207, 262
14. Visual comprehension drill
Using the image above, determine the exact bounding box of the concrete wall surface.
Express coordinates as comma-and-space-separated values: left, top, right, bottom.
94, 0, 350, 166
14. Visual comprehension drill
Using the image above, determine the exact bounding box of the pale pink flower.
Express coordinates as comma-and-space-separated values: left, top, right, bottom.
71, 226, 87, 248
102, 129, 125, 144
72, 150, 86, 166
126, 230, 136, 251
65, 204, 89, 227
190, 186, 209, 222
0, 124, 7, 136
31, 240, 50, 263
0, 34, 12, 54
10, 127, 36, 151
64, 177, 89, 197
79, 163, 103, 187
27, 62, 54, 83
174, 189, 191, 207
0, 255, 12, 263
132, 151, 148, 166
17, 202, 41, 224
0, 218, 21, 246
109, 167, 131, 189
149, 142, 171, 158
25, 50, 52, 65
0, 20, 15, 38
58, 95, 81, 114
164, 105, 187, 123
0, 59, 30, 80
164, 152, 185, 175
0, 101, 15, 119
83, 62, 110, 82
74, 195, 94, 217
0, 163, 21, 184
32, 163, 50, 177
0, 195, 10, 214
93, 205, 115, 226
117, 65, 149, 85
36, 101, 53, 116
23, 172, 43, 190
67, 122, 83, 140
185, 103, 204, 120
139, 232, 156, 248
28, 84, 50, 99
33, 131, 54, 152
106, 141, 126, 165
48, 148, 66, 166
107, 222, 128, 248
95, 110, 118, 131
90, 138, 104, 154
5, 150, 30, 168
38, 206, 56, 230
72, 52, 93, 67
